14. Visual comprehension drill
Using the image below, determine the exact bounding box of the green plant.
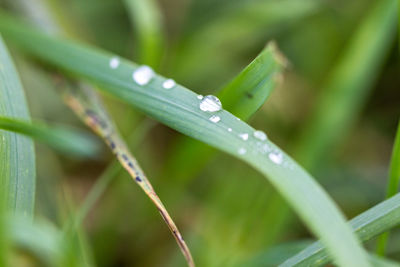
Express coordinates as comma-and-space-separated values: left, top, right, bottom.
0, 0, 399, 266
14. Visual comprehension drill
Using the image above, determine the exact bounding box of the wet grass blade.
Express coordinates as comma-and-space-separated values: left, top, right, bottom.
0, 16, 371, 266
0, 116, 102, 158
281, 193, 400, 266
123, 0, 164, 68
0, 35, 35, 217
62, 85, 194, 267
167, 42, 286, 182
376, 120, 400, 255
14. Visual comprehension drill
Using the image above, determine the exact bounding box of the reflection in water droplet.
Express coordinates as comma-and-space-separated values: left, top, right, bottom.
269, 151, 283, 165
254, 130, 267, 141
109, 57, 120, 69
238, 148, 246, 155
163, 79, 176, 89
239, 133, 249, 141
133, 65, 154, 85
209, 115, 220, 123
228, 128, 232, 132
197, 95, 204, 100
199, 95, 222, 112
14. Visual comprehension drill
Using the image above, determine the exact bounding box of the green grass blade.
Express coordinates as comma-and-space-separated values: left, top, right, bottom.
167, 42, 286, 182
0, 116, 102, 158
123, 0, 164, 68
293, 0, 398, 169
0, 17, 371, 267
376, 120, 400, 255
281, 193, 400, 266
218, 41, 287, 120
0, 34, 35, 217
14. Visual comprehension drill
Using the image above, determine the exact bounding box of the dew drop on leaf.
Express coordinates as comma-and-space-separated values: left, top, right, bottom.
238, 148, 246, 155
163, 79, 176, 89
254, 130, 267, 141
269, 151, 283, 165
239, 133, 249, 141
109, 57, 120, 69
133, 65, 154, 85
199, 95, 222, 112
209, 115, 220, 123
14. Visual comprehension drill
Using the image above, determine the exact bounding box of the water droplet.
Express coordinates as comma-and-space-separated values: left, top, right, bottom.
237, 118, 241, 121
228, 128, 232, 132
209, 115, 220, 123
254, 130, 267, 141
239, 133, 249, 141
269, 151, 283, 165
238, 148, 246, 155
163, 79, 176, 89
197, 95, 204, 100
199, 95, 222, 112
109, 57, 120, 69
133, 65, 154, 85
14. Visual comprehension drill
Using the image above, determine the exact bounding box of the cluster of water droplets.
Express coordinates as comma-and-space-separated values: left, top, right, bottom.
108, 57, 292, 168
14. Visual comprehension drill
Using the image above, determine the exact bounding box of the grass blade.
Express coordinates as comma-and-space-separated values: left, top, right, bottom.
167, 42, 286, 182
0, 116, 102, 158
218, 41, 287, 120
0, 34, 35, 217
123, 0, 164, 68
281, 193, 400, 266
0, 15, 372, 266
376, 120, 400, 255
63, 85, 194, 267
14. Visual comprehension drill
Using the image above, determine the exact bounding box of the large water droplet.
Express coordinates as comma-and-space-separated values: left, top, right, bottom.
109, 57, 120, 69
133, 66, 154, 85
199, 95, 222, 112
238, 148, 246, 155
209, 115, 220, 123
163, 79, 176, 89
254, 130, 267, 141
239, 133, 249, 141
269, 151, 283, 165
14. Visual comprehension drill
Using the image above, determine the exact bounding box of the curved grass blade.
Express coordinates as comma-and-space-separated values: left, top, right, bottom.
62, 85, 194, 267
376, 120, 400, 255
0, 34, 35, 217
0, 17, 371, 267
0, 116, 101, 158
293, 0, 398, 169
218, 41, 287, 120
241, 241, 400, 267
167, 41, 287, 182
281, 193, 400, 266
123, 0, 164, 68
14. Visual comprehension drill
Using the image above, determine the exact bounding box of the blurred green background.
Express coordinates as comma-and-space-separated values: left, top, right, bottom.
0, 0, 399, 266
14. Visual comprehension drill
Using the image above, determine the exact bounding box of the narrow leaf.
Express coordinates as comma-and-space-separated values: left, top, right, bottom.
123, 0, 164, 68
63, 85, 194, 267
376, 120, 400, 255
281, 193, 400, 266
0, 116, 101, 158
0, 34, 35, 217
